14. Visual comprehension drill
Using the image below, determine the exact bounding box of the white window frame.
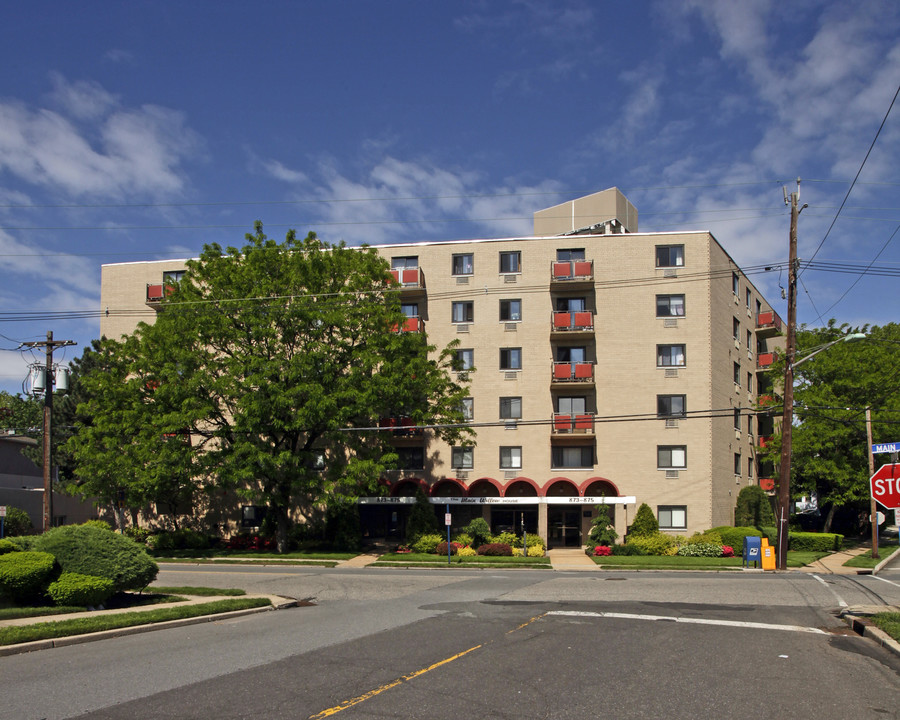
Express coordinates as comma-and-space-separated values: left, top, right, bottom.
500, 446, 522, 469
657, 445, 687, 469
658, 506, 687, 530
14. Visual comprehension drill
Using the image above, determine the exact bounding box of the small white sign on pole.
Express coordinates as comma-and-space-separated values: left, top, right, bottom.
444, 513, 452, 526
0, 506, 6, 518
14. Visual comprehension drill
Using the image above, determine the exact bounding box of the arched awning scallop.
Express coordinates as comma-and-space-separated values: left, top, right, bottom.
543, 477, 579, 497
431, 478, 466, 497
468, 477, 502, 497
503, 477, 540, 497
390, 478, 428, 497
581, 477, 621, 497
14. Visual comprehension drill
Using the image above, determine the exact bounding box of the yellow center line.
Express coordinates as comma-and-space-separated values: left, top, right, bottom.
309, 611, 548, 718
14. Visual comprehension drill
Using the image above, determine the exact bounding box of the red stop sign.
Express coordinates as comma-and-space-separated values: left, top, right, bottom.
870, 464, 900, 509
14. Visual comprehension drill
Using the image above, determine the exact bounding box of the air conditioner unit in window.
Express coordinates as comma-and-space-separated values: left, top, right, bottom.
663, 319, 678, 328
504, 323, 517, 331
456, 324, 469, 333
456, 471, 469, 480
504, 372, 518, 380
503, 274, 517, 283
665, 419, 679, 428
663, 269, 677, 278
456, 277, 469, 285
504, 471, 518, 480
504, 421, 518, 430
665, 369, 679, 378
735, 430, 741, 440
665, 470, 679, 479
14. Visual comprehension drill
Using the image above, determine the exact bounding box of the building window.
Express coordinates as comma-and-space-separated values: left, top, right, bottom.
500, 347, 522, 370
452, 253, 474, 276
734, 408, 741, 430
451, 446, 474, 469
733, 362, 741, 385
746, 288, 752, 309
552, 445, 593, 468
732, 272, 740, 296
163, 270, 185, 284
748, 456, 754, 478
655, 245, 684, 268
734, 453, 742, 475
747, 372, 753, 393
658, 506, 687, 530
397, 447, 425, 470
401, 303, 418, 318
756, 298, 762, 317
452, 301, 474, 323
500, 251, 521, 273
557, 248, 585, 261
656, 294, 685, 317
747, 412, 753, 435
499, 397, 522, 420
391, 256, 418, 269
460, 398, 474, 421
657, 344, 686, 367
657, 395, 686, 418
456, 349, 474, 371
733, 317, 740, 340
500, 299, 522, 322
500, 446, 522, 469
658, 445, 686, 469
746, 330, 752, 352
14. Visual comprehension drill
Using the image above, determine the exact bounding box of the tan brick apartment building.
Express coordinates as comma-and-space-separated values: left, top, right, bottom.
99, 188, 782, 547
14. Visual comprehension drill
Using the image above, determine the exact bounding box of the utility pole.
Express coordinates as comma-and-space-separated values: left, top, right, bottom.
866, 407, 879, 560
776, 180, 806, 571
21, 331, 76, 532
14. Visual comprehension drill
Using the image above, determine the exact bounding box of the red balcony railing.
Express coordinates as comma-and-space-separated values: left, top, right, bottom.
757, 352, 776, 368
389, 268, 423, 288
759, 435, 773, 449
378, 417, 422, 437
552, 413, 595, 434
551, 260, 593, 282
759, 478, 775, 492
392, 316, 423, 333
551, 361, 594, 382
756, 311, 783, 332
551, 311, 593, 332
146, 283, 175, 302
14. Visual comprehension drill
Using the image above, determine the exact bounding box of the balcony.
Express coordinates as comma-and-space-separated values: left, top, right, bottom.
389, 268, 425, 294
551, 361, 595, 384
759, 478, 775, 492
393, 316, 424, 333
551, 260, 594, 285
758, 435, 774, 449
551, 311, 594, 334
757, 352, 776, 369
756, 311, 783, 337
378, 417, 422, 437
146, 283, 174, 305
552, 413, 595, 434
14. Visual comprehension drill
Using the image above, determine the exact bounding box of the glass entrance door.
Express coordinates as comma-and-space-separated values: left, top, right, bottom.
548, 507, 582, 547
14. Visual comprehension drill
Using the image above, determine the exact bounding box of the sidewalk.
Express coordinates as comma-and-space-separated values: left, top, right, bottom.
547, 547, 599, 571
797, 545, 871, 575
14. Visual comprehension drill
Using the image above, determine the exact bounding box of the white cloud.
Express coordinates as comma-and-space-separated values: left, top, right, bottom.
0, 76, 201, 200
0, 230, 98, 296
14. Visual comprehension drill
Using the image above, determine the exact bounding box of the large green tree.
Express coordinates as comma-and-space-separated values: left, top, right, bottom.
127, 224, 471, 551
761, 321, 900, 532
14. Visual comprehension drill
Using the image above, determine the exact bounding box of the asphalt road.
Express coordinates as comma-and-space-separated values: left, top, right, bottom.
3, 563, 900, 720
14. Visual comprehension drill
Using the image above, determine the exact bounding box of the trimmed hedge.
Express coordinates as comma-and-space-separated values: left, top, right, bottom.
0, 538, 22, 555
32, 524, 158, 593
0, 551, 58, 604
47, 573, 114, 607
626, 532, 677, 556
412, 534, 443, 554
709, 526, 762, 556
476, 543, 513, 556
789, 531, 843, 552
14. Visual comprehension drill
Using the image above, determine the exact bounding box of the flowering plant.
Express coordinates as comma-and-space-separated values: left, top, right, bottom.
593, 545, 612, 556
396, 545, 412, 554
721, 545, 735, 557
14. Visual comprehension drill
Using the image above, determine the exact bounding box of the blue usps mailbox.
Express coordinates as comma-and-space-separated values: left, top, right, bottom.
743, 536, 761, 568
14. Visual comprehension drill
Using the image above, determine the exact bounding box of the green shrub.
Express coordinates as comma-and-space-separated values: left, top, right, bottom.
405, 489, 439, 542
629, 503, 659, 538
734, 485, 775, 527
148, 528, 211, 552
789, 531, 843, 552
46, 573, 114, 608
524, 534, 545, 550
0, 538, 22, 555
452, 533, 473, 547
677, 542, 723, 557
626, 532, 676, 556
123, 526, 152, 544
492, 532, 519, 547
610, 543, 646, 556
411, 534, 443, 554
32, 524, 158, 593
709, 526, 761, 556
525, 544, 544, 558
1, 507, 33, 537
465, 518, 491, 548
0, 551, 58, 604
435, 541, 460, 556
324, 498, 362, 551
81, 519, 112, 531
457, 545, 477, 557
588, 504, 618, 547
682, 531, 723, 546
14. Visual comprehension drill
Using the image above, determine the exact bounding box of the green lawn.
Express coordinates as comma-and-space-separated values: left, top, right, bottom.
591, 555, 744, 570
843, 542, 899, 569
0, 597, 271, 646
152, 550, 356, 561
871, 612, 900, 643
373, 552, 551, 568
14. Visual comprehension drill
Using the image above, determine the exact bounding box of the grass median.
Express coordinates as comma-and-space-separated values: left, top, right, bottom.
842, 541, 900, 569
373, 552, 551, 569
0, 595, 271, 647
871, 612, 900, 643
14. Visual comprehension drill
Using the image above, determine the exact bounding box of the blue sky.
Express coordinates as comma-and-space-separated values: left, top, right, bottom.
1, 0, 898, 394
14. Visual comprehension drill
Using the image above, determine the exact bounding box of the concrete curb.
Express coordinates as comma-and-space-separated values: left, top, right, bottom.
0, 594, 298, 658
842, 612, 900, 659
872, 543, 900, 575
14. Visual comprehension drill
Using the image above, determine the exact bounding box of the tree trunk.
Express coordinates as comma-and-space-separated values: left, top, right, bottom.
113, 504, 127, 532
823, 504, 836, 533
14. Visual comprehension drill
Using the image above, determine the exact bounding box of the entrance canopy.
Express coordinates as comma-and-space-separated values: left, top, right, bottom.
359, 495, 636, 505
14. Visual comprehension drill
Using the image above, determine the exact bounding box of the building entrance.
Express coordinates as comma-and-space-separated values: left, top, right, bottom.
548, 507, 582, 547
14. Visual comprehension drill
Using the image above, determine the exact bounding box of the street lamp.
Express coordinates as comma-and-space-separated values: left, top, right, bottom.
775, 332, 865, 570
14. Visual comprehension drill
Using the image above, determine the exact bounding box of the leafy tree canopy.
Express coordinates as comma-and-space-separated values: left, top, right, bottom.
77, 225, 471, 550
